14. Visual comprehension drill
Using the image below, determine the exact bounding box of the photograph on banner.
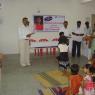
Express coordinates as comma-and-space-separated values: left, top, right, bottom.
33, 15, 65, 32
34, 16, 43, 31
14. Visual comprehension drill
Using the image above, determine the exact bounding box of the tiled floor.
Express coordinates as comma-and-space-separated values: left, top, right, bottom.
1, 54, 88, 95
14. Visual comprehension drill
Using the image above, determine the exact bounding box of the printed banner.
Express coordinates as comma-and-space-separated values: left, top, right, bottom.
33, 15, 65, 32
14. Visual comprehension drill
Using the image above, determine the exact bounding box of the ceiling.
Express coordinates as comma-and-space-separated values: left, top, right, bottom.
81, 0, 93, 3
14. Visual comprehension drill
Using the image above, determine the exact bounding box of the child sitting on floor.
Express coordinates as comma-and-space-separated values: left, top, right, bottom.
83, 63, 95, 95
69, 64, 83, 95
57, 32, 69, 71
56, 64, 83, 95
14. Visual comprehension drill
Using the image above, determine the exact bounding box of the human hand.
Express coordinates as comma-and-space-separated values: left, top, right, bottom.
26, 33, 31, 37
31, 32, 35, 35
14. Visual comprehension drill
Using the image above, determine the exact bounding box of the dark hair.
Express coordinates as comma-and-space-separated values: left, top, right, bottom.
59, 32, 64, 36
64, 21, 68, 24
85, 21, 89, 25
84, 64, 91, 69
77, 21, 81, 23
70, 64, 79, 75
89, 66, 95, 82
22, 17, 28, 21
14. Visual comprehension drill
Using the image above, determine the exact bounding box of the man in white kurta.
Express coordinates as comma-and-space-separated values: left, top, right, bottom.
59, 21, 72, 52
83, 21, 92, 59
72, 21, 84, 57
18, 17, 34, 67
59, 21, 70, 37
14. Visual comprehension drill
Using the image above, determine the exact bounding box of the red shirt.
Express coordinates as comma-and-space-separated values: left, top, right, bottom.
69, 74, 83, 94
35, 24, 43, 30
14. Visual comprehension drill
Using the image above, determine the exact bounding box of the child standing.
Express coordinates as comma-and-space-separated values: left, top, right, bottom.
57, 32, 69, 71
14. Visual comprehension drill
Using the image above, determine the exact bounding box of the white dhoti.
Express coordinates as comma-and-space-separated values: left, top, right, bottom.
19, 39, 31, 67
82, 41, 92, 60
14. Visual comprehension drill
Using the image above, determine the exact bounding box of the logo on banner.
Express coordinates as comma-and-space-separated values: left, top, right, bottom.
44, 16, 52, 21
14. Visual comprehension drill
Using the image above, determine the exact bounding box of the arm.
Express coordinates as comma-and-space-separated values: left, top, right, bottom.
66, 38, 69, 45
82, 78, 88, 95
26, 24, 36, 37
26, 32, 35, 37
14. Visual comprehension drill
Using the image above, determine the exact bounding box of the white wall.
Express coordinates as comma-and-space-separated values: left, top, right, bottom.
0, 0, 95, 54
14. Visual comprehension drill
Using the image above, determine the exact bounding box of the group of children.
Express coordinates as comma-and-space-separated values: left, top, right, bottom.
56, 63, 95, 95
56, 32, 95, 95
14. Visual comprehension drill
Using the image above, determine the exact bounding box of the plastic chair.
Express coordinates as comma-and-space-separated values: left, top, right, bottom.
39, 39, 48, 56
51, 38, 58, 55
29, 39, 37, 56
